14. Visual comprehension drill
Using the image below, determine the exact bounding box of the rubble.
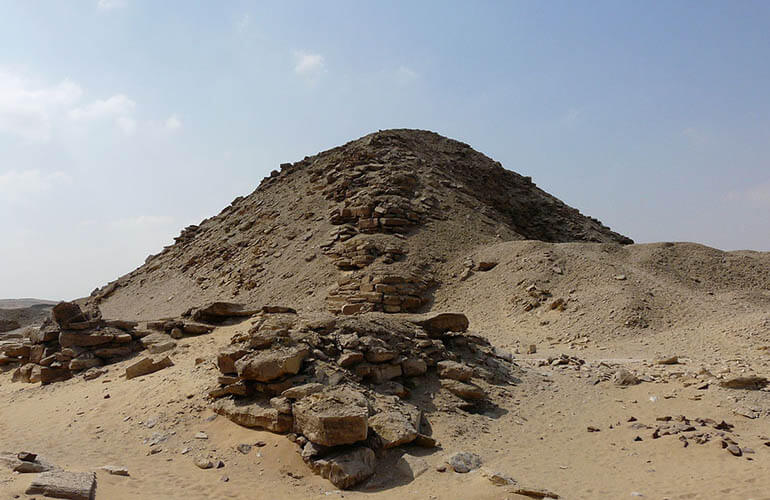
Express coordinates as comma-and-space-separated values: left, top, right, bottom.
204, 309, 517, 488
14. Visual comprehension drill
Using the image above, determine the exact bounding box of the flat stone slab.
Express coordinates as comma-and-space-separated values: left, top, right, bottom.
212, 398, 292, 432
26, 470, 96, 500
125, 355, 174, 379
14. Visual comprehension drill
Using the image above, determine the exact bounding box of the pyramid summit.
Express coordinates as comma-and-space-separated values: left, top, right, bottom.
90, 129, 631, 320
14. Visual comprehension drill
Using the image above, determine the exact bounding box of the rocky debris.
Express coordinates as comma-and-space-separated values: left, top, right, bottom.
511, 486, 561, 499
26, 470, 96, 500
613, 369, 640, 386
719, 375, 768, 390
656, 355, 680, 365
437, 360, 473, 381
0, 319, 21, 332
206, 309, 516, 488
99, 465, 129, 476
7, 301, 217, 385
125, 355, 174, 379
536, 353, 585, 369
481, 468, 516, 486
446, 451, 482, 473
639, 415, 749, 457
0, 451, 56, 473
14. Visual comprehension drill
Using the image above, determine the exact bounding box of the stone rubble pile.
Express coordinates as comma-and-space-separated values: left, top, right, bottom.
208, 309, 516, 488
629, 415, 754, 457
4, 301, 233, 384
319, 151, 438, 315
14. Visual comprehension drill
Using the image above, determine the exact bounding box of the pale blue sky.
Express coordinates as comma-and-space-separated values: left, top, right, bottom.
1, 1, 769, 300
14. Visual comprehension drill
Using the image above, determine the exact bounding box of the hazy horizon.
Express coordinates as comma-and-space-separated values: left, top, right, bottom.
2, 1, 769, 300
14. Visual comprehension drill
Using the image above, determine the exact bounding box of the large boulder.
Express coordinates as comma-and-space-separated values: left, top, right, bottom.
190, 302, 259, 322
407, 312, 469, 337
293, 388, 369, 446
368, 411, 419, 448
235, 345, 309, 382
308, 446, 376, 489
51, 302, 87, 328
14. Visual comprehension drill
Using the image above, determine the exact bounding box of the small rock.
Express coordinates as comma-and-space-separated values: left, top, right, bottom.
719, 376, 768, 390
195, 458, 213, 469
447, 451, 482, 473
481, 468, 516, 486
17, 452, 37, 462
100, 465, 129, 476
613, 369, 640, 386
236, 444, 252, 454
195, 432, 208, 440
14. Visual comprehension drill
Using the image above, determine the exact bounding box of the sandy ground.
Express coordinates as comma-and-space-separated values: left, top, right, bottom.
2, 314, 769, 500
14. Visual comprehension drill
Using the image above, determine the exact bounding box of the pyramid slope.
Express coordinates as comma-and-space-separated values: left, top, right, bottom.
92, 129, 631, 320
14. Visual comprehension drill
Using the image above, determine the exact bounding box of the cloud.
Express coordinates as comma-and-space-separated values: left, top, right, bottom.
97, 0, 126, 10
682, 127, 707, 145
69, 94, 135, 120
164, 114, 181, 131
110, 215, 175, 229
293, 51, 325, 79
726, 180, 770, 207
560, 108, 581, 126
117, 115, 136, 135
0, 69, 147, 140
0, 169, 71, 204
69, 94, 137, 135
235, 13, 251, 34
0, 70, 83, 142
395, 66, 418, 86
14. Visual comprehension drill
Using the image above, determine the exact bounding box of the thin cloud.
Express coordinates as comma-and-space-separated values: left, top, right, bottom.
395, 66, 419, 86
97, 0, 126, 10
293, 51, 325, 79
235, 13, 251, 34
0, 169, 71, 204
164, 114, 182, 131
69, 94, 137, 135
726, 180, 770, 207
69, 94, 135, 120
0, 69, 83, 142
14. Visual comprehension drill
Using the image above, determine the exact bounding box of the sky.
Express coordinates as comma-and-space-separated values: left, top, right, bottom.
1, 1, 769, 300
